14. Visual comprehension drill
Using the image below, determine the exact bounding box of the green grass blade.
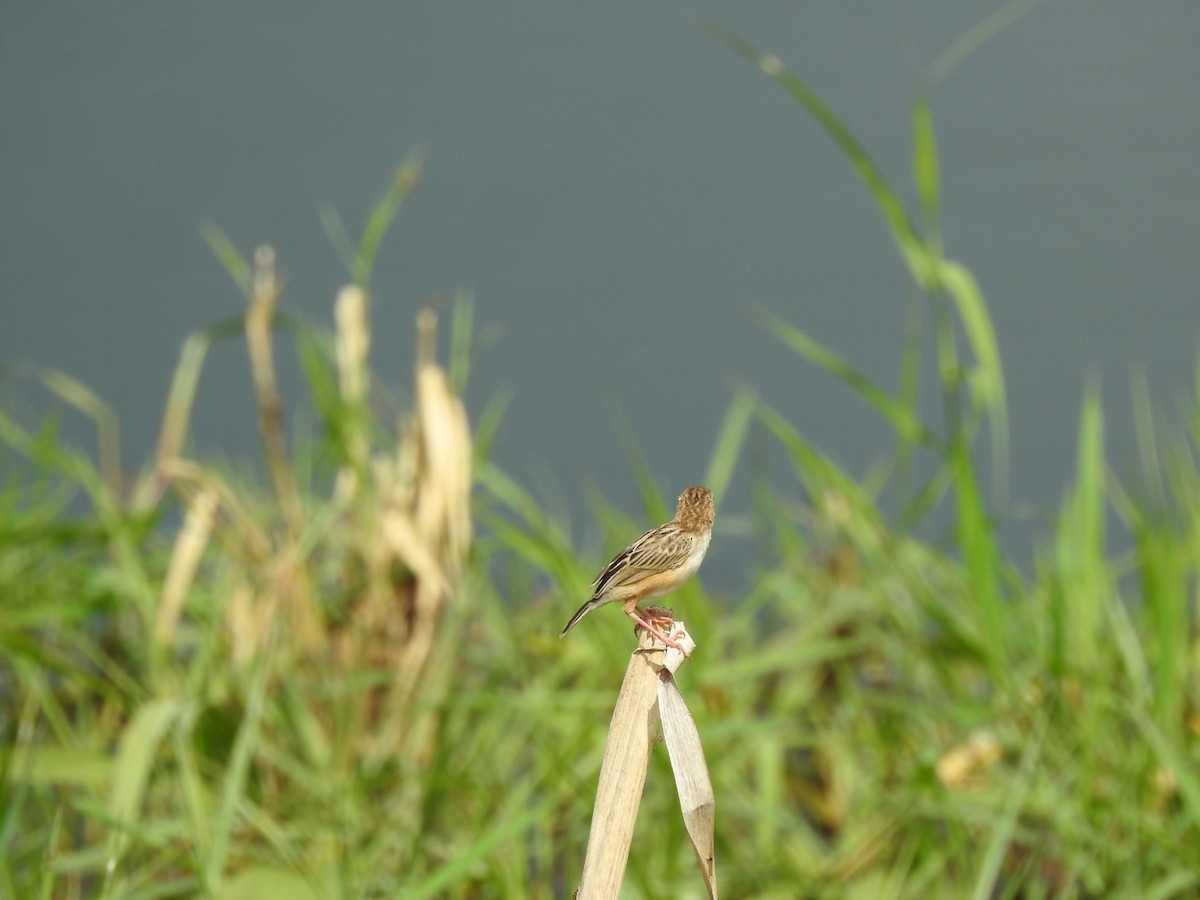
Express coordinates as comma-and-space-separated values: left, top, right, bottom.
104, 698, 187, 883
970, 721, 1045, 900
448, 291, 475, 394
354, 153, 423, 288
701, 22, 930, 287
217, 866, 330, 900
609, 405, 668, 523
755, 398, 871, 512
203, 657, 272, 894
319, 205, 357, 275
928, 0, 1044, 85
405, 801, 552, 900
894, 296, 927, 506
1055, 388, 1106, 673
199, 224, 253, 297
758, 309, 936, 449
1, 364, 123, 497
1127, 373, 1189, 729
937, 259, 1010, 497
948, 427, 1005, 675
477, 462, 585, 594
472, 388, 513, 469
1132, 707, 1200, 831
703, 388, 756, 504
912, 97, 941, 248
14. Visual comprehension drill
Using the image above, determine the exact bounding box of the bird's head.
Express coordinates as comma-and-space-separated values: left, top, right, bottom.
676, 485, 715, 529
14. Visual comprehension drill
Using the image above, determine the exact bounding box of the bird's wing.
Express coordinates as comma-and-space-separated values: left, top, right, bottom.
589, 525, 695, 598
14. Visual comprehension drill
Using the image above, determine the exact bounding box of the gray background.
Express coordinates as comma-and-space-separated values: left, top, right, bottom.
3, 2, 1198, 581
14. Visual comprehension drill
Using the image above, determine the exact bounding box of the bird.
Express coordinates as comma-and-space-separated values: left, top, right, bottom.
560, 485, 715, 652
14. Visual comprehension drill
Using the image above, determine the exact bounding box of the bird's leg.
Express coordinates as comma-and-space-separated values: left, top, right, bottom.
641, 605, 676, 627
626, 607, 689, 656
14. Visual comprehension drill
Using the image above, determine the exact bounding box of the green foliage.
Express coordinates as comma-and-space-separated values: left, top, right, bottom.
4, 20, 1200, 899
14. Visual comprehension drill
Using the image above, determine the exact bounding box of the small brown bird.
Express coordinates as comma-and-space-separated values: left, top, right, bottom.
560, 485, 715, 652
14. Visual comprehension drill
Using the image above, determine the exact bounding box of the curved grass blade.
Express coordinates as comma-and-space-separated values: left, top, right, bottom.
912, 98, 941, 249
703, 388, 756, 505
354, 153, 424, 288
0, 363, 122, 497
937, 259, 1010, 496
700, 22, 930, 288
199, 224, 253, 298
757, 309, 937, 450
928, 0, 1044, 85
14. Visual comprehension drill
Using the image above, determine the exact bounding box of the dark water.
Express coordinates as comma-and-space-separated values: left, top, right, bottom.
3, 2, 1198, 586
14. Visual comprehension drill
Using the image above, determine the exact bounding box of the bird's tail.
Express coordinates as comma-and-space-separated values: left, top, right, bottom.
560, 597, 602, 638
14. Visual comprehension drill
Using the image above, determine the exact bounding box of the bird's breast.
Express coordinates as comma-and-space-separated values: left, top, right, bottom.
642, 530, 710, 599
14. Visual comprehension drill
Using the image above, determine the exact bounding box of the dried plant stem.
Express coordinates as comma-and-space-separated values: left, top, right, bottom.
575, 624, 716, 899
334, 285, 371, 474
659, 667, 717, 897
379, 307, 472, 748
245, 245, 304, 539
576, 633, 664, 898
153, 488, 217, 649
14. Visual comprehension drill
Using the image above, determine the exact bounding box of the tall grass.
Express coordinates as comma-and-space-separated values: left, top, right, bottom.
3, 26, 1200, 900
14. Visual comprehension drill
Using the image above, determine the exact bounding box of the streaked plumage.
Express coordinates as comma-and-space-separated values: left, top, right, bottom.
560, 485, 715, 651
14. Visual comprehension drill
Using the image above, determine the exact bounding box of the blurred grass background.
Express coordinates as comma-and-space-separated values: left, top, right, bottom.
4, 25, 1200, 900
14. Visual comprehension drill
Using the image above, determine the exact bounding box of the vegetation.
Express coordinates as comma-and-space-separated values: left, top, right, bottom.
4, 24, 1200, 900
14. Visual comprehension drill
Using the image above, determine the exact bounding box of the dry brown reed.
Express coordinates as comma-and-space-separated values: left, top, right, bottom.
149, 246, 472, 763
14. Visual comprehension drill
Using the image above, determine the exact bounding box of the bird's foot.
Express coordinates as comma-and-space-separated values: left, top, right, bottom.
640, 605, 677, 626
628, 607, 689, 656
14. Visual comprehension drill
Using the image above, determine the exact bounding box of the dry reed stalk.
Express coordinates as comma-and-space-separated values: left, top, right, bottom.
153, 487, 218, 648
149, 257, 471, 744
383, 308, 471, 752
334, 284, 371, 474
158, 462, 313, 665
244, 246, 304, 540
659, 660, 717, 897
575, 624, 717, 899
152, 246, 325, 663
330, 293, 472, 759
243, 246, 322, 651
157, 460, 271, 558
